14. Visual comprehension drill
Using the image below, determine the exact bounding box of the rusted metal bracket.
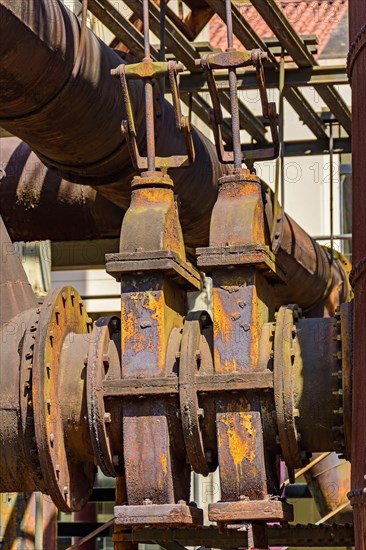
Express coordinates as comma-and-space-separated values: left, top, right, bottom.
111, 60, 194, 171
106, 250, 201, 289
196, 243, 286, 282
102, 371, 274, 398
114, 502, 203, 527
209, 499, 293, 523
110, 0, 194, 173
194, 0, 278, 170
196, 49, 278, 168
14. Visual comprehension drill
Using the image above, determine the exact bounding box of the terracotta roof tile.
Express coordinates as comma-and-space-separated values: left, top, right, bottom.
209, 0, 348, 58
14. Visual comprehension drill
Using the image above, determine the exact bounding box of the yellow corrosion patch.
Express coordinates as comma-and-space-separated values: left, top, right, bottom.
160, 453, 168, 476
226, 413, 256, 465
213, 289, 236, 373
121, 290, 165, 368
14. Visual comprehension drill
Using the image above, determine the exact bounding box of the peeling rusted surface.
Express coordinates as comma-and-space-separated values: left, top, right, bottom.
216, 408, 267, 501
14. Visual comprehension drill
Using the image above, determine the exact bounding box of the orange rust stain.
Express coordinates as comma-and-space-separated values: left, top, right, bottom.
224, 412, 256, 465
213, 289, 236, 373
160, 453, 168, 476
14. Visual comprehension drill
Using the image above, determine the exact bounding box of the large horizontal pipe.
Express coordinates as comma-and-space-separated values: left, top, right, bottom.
0, 138, 123, 241
0, 0, 349, 313
0, 137, 350, 313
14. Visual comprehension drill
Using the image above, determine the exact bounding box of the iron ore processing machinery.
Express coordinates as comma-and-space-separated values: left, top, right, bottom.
0, 0, 365, 548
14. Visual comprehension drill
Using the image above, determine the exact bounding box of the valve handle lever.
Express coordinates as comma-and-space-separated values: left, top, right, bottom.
195, 0, 279, 170
111, 1, 194, 173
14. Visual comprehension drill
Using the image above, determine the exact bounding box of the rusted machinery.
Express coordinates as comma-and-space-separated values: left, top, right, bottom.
0, 0, 362, 548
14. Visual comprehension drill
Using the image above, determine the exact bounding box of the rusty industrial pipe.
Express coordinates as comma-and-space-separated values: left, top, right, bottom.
0, 140, 349, 316
0, 138, 123, 241
348, 1, 366, 546
0, 0, 350, 313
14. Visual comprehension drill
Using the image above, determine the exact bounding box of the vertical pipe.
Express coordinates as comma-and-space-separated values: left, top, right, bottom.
225, 0, 241, 169
142, 0, 155, 172
271, 49, 285, 252
225, 0, 234, 48
329, 121, 334, 263
159, 0, 166, 97
348, 2, 366, 547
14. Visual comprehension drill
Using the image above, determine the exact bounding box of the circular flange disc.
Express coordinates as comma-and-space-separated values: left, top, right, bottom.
87, 316, 122, 477
274, 304, 305, 479
179, 310, 212, 476
33, 286, 95, 512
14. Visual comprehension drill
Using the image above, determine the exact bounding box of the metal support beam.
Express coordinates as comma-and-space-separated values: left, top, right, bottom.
250, 0, 351, 134
87, 0, 159, 60
233, 137, 351, 157
178, 65, 348, 93
110, 524, 355, 547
